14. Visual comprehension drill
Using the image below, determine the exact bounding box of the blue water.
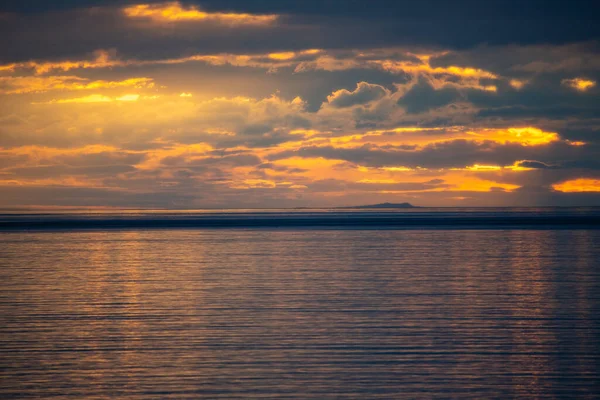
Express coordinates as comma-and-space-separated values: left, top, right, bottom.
1, 209, 599, 398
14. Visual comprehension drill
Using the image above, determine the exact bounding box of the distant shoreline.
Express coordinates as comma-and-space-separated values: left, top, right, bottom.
335, 202, 419, 209
2, 205, 600, 213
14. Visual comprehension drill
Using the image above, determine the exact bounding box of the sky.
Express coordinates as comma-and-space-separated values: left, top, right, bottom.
1, 0, 600, 208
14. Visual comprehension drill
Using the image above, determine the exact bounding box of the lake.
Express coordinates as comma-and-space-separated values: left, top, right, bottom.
1, 209, 599, 398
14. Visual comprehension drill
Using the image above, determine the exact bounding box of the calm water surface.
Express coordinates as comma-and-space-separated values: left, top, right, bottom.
1, 227, 600, 398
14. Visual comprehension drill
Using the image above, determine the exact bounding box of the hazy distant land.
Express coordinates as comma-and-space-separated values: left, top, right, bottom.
339, 202, 419, 209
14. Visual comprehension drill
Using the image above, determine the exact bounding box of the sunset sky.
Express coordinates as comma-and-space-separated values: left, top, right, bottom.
1, 0, 599, 208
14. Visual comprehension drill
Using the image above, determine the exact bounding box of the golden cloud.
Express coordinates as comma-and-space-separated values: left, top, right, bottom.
123, 2, 278, 25
509, 79, 527, 90
562, 78, 596, 91
553, 178, 600, 192
0, 76, 154, 94
316, 126, 560, 150
296, 51, 499, 91
466, 127, 559, 146
0, 48, 495, 89
2, 50, 117, 75
34, 93, 153, 104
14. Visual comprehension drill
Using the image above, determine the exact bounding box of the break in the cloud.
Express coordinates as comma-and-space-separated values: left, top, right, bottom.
0, 1, 599, 208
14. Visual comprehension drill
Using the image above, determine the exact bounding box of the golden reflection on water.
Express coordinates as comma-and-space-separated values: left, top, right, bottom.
1, 229, 599, 399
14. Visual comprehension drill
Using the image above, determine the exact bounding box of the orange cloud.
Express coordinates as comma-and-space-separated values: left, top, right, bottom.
467, 127, 559, 146
230, 179, 278, 189
135, 143, 214, 170
378, 55, 498, 81
562, 78, 596, 91
296, 51, 499, 91
314, 126, 560, 150
35, 93, 151, 104
0, 49, 498, 97
51, 94, 113, 104
0, 52, 302, 76
265, 158, 522, 194
553, 179, 600, 192
0, 48, 496, 87
115, 94, 141, 102
0, 145, 124, 169
4, 50, 117, 75
509, 79, 527, 90
123, 2, 278, 25
450, 161, 543, 172
0, 76, 154, 94
268, 52, 297, 60
450, 178, 520, 192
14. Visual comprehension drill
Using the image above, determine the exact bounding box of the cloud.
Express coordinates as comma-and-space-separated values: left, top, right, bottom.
397, 77, 461, 113
326, 82, 389, 108
0, 76, 154, 94
123, 2, 278, 25
514, 160, 556, 169
553, 178, 600, 192
429, 43, 600, 76
562, 77, 596, 91
0, 3, 599, 207
267, 133, 585, 170
34, 93, 150, 104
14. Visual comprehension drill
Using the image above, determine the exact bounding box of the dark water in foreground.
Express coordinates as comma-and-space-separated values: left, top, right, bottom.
1, 210, 600, 398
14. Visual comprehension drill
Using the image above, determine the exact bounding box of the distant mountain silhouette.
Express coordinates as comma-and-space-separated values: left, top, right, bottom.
340, 202, 418, 209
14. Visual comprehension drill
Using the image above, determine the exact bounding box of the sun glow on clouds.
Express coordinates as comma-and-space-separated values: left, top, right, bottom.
467, 127, 559, 146
0, 76, 154, 95
36, 93, 146, 104
123, 2, 278, 25
1, 8, 598, 209
0, 49, 497, 93
320, 126, 560, 149
553, 179, 600, 192
1, 50, 116, 75
5, 145, 120, 158
453, 162, 541, 172
509, 79, 527, 90
562, 78, 596, 91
